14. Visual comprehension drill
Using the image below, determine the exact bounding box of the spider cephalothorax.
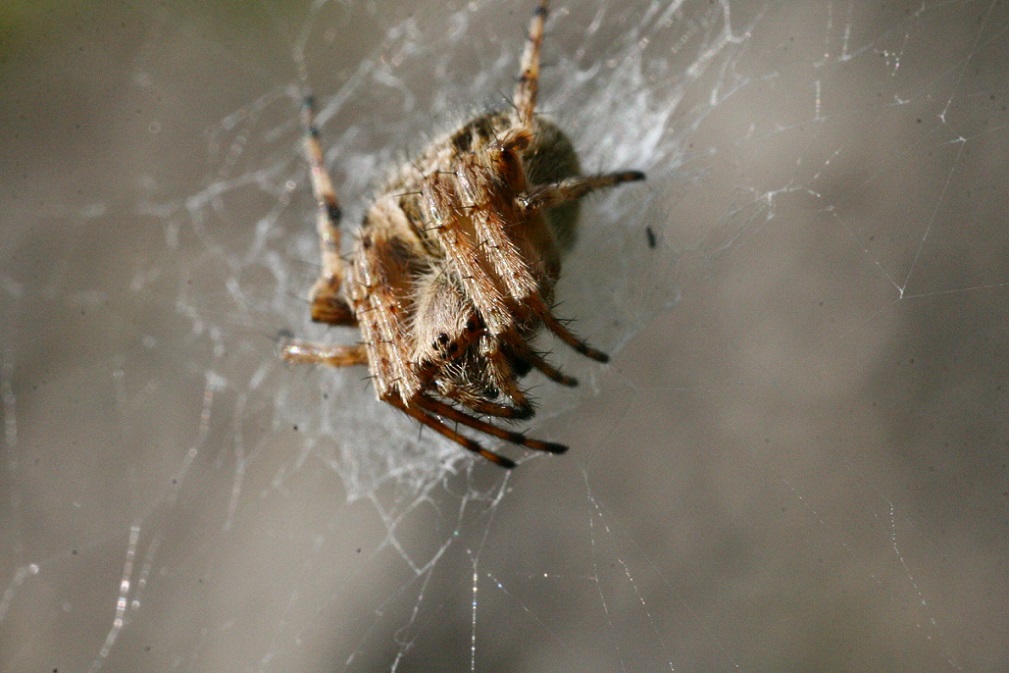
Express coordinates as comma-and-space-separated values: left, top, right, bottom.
283, 0, 645, 467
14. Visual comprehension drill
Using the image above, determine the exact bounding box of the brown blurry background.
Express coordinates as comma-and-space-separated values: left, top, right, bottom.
2, 1, 1008, 672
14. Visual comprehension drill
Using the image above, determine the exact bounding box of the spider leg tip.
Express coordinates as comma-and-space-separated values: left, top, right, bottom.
484, 451, 517, 469
513, 405, 535, 420
524, 439, 567, 455
544, 441, 568, 455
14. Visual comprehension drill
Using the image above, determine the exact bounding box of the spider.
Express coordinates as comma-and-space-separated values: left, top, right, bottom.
283, 0, 645, 468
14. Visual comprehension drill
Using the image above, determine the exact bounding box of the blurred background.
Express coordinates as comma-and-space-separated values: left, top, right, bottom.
2, 1, 1008, 671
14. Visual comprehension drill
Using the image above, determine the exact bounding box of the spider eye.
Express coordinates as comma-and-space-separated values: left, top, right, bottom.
432, 332, 459, 357
465, 317, 480, 333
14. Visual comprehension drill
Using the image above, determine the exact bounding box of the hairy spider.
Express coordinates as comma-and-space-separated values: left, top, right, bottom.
283, 0, 645, 468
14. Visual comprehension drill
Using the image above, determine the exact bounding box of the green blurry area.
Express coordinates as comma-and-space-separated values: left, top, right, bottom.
0, 1, 304, 62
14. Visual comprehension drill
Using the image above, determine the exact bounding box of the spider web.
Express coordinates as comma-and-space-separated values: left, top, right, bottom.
2, 0, 1008, 671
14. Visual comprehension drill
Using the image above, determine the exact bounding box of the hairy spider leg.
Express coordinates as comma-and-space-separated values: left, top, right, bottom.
431, 143, 619, 366
474, 333, 536, 415
281, 341, 368, 367
280, 97, 362, 365
413, 393, 567, 455
386, 396, 518, 468
302, 95, 357, 326
453, 161, 538, 301
433, 376, 534, 419
420, 173, 513, 335
514, 0, 549, 132
511, 0, 649, 348
518, 171, 647, 213
507, 170, 648, 362
458, 157, 629, 364
500, 333, 579, 387
415, 345, 535, 420
413, 187, 538, 414
406, 339, 532, 421
353, 230, 422, 404
454, 160, 591, 382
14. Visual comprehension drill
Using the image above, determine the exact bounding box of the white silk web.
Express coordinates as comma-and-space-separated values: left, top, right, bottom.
2, 0, 1007, 671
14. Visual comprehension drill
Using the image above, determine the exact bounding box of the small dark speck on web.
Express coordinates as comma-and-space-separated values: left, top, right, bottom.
646, 226, 657, 249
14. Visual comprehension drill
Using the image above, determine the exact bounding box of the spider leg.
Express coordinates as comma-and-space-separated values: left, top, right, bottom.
386, 396, 517, 468
505, 170, 647, 363
282, 340, 368, 367
413, 393, 567, 456
352, 229, 422, 404
528, 294, 611, 362
475, 333, 535, 415
514, 0, 549, 132
302, 95, 356, 326
425, 167, 576, 371
502, 334, 578, 387
421, 172, 513, 335
435, 377, 534, 420
412, 330, 535, 419
518, 170, 647, 213
425, 166, 586, 371
455, 163, 613, 363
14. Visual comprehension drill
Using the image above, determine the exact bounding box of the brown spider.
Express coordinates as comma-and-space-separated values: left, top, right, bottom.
283, 0, 645, 468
